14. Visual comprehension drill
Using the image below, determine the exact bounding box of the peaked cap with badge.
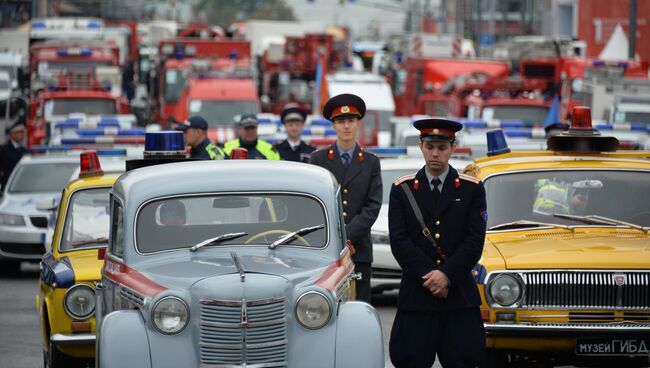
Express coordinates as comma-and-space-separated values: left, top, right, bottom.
322, 93, 366, 121
413, 118, 462, 142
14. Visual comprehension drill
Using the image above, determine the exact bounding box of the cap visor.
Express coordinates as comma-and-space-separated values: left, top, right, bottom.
421, 135, 453, 142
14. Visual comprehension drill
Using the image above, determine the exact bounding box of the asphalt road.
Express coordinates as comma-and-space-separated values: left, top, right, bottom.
2, 264, 640, 368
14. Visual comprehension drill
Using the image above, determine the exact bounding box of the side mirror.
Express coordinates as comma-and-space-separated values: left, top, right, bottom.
36, 197, 58, 211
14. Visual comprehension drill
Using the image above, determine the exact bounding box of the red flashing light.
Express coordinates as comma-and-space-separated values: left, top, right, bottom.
571, 106, 593, 130
230, 147, 248, 160
79, 151, 103, 177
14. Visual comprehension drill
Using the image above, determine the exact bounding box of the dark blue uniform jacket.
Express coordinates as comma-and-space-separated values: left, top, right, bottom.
274, 139, 315, 163
389, 165, 486, 311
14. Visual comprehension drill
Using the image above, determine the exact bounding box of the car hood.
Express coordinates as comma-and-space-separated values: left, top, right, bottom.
488, 229, 650, 269
0, 192, 60, 215
138, 250, 332, 291
371, 204, 389, 233
65, 250, 104, 282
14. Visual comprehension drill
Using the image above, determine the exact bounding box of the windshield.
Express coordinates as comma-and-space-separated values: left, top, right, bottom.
381, 168, 417, 204
163, 69, 183, 103
0, 79, 9, 89
9, 162, 78, 193
40, 60, 111, 74
484, 170, 650, 229
189, 99, 258, 125
60, 187, 110, 251
483, 105, 549, 125
616, 111, 650, 125
45, 98, 117, 117
136, 194, 327, 253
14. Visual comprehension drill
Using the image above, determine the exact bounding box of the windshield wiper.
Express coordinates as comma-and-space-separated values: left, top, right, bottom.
189, 232, 248, 252
553, 214, 647, 232
269, 224, 324, 249
69, 237, 108, 247
488, 220, 571, 231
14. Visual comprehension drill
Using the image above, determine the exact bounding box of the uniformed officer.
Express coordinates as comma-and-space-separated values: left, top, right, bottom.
310, 93, 382, 303
388, 118, 487, 368
175, 116, 228, 160
223, 114, 280, 160
273, 105, 315, 163
0, 122, 28, 189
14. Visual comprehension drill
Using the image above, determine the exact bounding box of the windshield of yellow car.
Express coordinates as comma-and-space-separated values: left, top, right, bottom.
484, 170, 650, 229
60, 187, 111, 251
136, 194, 327, 253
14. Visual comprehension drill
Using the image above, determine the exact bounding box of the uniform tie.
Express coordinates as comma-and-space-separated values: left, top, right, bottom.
341, 152, 351, 167
431, 177, 442, 198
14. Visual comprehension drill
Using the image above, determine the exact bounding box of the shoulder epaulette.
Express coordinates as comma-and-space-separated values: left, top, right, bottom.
458, 173, 481, 184
394, 173, 416, 186
361, 149, 376, 157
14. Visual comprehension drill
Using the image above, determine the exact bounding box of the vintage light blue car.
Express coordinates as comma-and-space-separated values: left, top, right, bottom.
96, 159, 385, 368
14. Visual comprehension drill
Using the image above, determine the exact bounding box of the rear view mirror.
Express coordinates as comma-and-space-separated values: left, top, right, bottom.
213, 196, 250, 209
572, 180, 603, 189
36, 197, 58, 211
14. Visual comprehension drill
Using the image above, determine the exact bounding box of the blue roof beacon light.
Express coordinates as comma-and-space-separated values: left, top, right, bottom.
144, 131, 186, 158
486, 129, 511, 156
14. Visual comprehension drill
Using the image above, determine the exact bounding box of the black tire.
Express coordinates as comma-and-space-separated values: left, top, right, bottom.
0, 260, 21, 277
48, 341, 72, 368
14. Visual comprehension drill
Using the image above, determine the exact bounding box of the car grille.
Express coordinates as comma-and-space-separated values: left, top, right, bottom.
30, 216, 48, 228
521, 271, 650, 310
199, 297, 287, 367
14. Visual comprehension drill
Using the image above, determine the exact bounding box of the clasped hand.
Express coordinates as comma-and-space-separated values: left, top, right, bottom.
422, 270, 449, 298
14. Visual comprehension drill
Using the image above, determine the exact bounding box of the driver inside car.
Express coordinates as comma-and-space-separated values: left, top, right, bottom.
158, 200, 187, 226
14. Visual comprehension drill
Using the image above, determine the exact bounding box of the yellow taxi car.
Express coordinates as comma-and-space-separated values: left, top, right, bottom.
36, 151, 120, 367
466, 107, 650, 367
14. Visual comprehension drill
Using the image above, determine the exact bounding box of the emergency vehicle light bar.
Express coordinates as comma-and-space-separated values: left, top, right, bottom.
486, 129, 511, 156
79, 151, 103, 177
62, 137, 145, 145
309, 118, 331, 127
76, 128, 146, 137
29, 146, 127, 156
594, 123, 650, 133
143, 131, 186, 157
366, 147, 408, 156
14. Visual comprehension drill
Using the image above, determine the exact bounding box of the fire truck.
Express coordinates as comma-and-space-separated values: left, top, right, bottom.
27, 72, 130, 147
260, 33, 347, 114
394, 57, 510, 116
153, 38, 252, 125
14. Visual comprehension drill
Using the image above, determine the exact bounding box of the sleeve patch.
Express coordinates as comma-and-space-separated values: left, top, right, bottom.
393, 173, 416, 186
458, 173, 481, 184
481, 210, 488, 222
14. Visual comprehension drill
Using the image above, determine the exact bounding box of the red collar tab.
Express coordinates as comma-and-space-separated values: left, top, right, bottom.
454, 177, 461, 188
357, 151, 364, 163
413, 179, 420, 191
328, 148, 334, 161
331, 105, 361, 119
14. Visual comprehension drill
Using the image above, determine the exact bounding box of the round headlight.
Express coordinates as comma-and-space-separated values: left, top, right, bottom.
64, 284, 96, 320
295, 291, 331, 329
152, 296, 189, 335
488, 274, 522, 307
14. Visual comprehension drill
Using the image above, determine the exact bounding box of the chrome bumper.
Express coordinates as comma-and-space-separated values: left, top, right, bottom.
51, 333, 96, 345
486, 323, 650, 335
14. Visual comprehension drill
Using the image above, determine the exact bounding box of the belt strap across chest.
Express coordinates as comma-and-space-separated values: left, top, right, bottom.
401, 183, 448, 262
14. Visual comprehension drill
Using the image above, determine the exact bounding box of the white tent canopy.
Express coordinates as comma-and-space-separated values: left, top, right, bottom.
599, 23, 639, 61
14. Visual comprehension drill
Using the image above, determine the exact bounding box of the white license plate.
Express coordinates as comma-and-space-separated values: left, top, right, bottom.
575, 338, 650, 356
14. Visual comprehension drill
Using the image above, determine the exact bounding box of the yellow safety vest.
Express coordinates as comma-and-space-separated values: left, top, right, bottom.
223, 139, 280, 160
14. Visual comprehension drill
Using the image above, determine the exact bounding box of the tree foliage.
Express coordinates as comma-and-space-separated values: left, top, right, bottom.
194, 0, 296, 27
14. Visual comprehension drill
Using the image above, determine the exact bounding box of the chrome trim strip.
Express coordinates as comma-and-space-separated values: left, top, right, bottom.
200, 296, 285, 306
200, 362, 288, 368
134, 191, 331, 255
200, 317, 287, 329
50, 333, 96, 344
485, 323, 650, 332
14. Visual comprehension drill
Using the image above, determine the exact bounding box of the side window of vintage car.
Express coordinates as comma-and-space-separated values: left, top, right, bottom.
109, 198, 125, 257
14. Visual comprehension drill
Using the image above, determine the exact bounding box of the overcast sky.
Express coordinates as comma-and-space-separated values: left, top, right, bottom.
284, 0, 409, 40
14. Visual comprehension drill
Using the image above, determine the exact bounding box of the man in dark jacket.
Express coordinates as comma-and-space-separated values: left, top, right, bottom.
274, 105, 315, 163
176, 116, 227, 160
388, 118, 487, 368
0, 122, 28, 190
310, 93, 382, 303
